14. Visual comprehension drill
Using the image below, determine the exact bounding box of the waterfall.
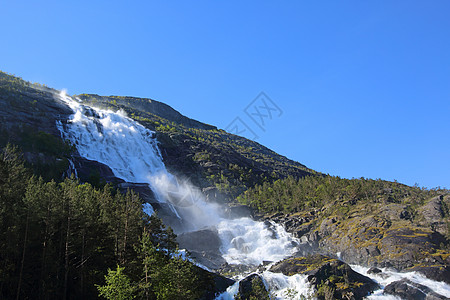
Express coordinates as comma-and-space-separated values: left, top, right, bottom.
57, 91, 223, 231
56, 91, 450, 299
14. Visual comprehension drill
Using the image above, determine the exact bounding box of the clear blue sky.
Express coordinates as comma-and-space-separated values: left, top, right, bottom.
1, 1, 449, 188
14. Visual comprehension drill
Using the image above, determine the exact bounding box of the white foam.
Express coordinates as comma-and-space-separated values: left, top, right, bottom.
262, 271, 313, 300
351, 265, 450, 299
217, 218, 299, 266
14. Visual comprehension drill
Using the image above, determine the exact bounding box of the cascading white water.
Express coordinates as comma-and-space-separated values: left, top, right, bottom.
56, 91, 298, 255
56, 91, 450, 299
57, 91, 222, 231
350, 265, 450, 299
217, 218, 299, 266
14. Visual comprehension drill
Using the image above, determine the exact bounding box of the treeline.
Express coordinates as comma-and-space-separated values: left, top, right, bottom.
237, 175, 445, 214
0, 145, 212, 299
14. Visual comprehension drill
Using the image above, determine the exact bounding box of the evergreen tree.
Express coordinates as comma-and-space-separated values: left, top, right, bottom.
97, 265, 136, 300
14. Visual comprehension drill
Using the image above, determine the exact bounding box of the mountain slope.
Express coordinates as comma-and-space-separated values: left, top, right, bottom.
0, 71, 315, 200
1, 71, 449, 292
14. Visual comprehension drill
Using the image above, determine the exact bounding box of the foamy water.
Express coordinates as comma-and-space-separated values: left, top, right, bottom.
217, 218, 298, 266
351, 265, 450, 299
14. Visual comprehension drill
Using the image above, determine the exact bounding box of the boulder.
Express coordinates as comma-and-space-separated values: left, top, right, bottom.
236, 274, 269, 300
195, 266, 235, 300
177, 228, 226, 270
73, 156, 124, 185
407, 265, 450, 285
367, 267, 382, 275
384, 279, 449, 300
224, 204, 253, 219
270, 254, 379, 300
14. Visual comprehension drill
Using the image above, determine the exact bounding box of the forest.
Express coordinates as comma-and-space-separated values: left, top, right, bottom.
0, 144, 213, 300
237, 174, 448, 217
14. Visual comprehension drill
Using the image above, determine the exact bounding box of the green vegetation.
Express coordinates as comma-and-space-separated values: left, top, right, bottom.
0, 71, 56, 110
0, 124, 74, 181
97, 265, 137, 300
240, 175, 450, 270
235, 276, 270, 300
237, 175, 444, 215
0, 145, 210, 299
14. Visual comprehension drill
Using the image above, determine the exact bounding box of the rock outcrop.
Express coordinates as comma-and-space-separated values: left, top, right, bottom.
270, 254, 379, 300
177, 228, 227, 270
384, 279, 449, 300
264, 194, 450, 284
236, 274, 269, 300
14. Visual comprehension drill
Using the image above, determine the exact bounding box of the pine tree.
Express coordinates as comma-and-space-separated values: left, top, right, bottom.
97, 265, 136, 300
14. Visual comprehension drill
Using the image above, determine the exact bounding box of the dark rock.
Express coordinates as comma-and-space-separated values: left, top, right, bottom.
400, 209, 411, 220
73, 156, 124, 185
294, 223, 313, 238
118, 182, 157, 203
367, 267, 382, 274
217, 263, 257, 278
0, 80, 72, 139
177, 229, 226, 270
224, 204, 253, 219
177, 229, 222, 252
270, 254, 379, 300
384, 279, 449, 300
237, 274, 269, 300
418, 196, 448, 236
193, 265, 235, 300
202, 186, 227, 204
407, 265, 450, 285
210, 273, 235, 298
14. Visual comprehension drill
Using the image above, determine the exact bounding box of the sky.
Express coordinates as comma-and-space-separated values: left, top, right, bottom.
1, 1, 449, 189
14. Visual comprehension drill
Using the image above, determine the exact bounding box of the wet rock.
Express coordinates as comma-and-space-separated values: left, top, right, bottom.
367, 267, 382, 274
407, 265, 450, 285
294, 222, 314, 238
384, 278, 449, 300
209, 273, 235, 299
217, 263, 257, 278
118, 182, 157, 203
177, 229, 222, 252
73, 156, 124, 185
225, 204, 253, 219
202, 186, 228, 204
270, 254, 379, 300
177, 228, 226, 270
193, 266, 235, 300
236, 274, 269, 300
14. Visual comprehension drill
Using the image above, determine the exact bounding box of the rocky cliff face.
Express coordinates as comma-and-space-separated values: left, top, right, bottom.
0, 72, 75, 179
263, 194, 450, 284
0, 72, 72, 136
